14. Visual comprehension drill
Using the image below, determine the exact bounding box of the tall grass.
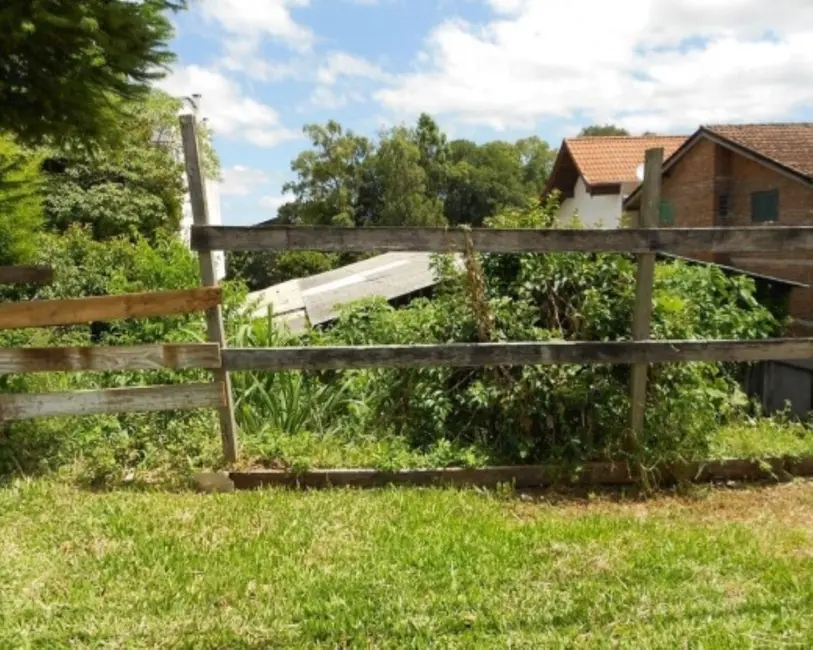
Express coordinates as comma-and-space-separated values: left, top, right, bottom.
229, 319, 365, 438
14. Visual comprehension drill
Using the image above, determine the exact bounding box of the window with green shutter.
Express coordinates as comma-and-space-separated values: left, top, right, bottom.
751, 190, 779, 223
659, 200, 675, 226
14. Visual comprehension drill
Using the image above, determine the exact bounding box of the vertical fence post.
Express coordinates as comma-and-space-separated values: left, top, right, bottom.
180, 114, 239, 463
629, 147, 664, 449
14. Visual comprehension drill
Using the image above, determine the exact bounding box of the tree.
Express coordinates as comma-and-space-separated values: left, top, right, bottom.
445, 140, 549, 226
578, 124, 630, 137
0, 0, 186, 145
278, 116, 556, 230
0, 136, 43, 265
414, 113, 449, 198
282, 121, 372, 226
515, 136, 555, 196
227, 250, 338, 292
367, 127, 444, 226
41, 91, 192, 241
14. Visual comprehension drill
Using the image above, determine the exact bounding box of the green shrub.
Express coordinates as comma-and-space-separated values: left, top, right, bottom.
314, 204, 780, 466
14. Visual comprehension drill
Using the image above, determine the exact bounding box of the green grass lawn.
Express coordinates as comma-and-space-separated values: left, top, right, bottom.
712, 419, 813, 459
3, 480, 813, 648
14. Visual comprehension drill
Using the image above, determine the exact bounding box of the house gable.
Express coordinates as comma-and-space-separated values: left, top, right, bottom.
545, 135, 687, 205
624, 125, 813, 210
543, 142, 581, 200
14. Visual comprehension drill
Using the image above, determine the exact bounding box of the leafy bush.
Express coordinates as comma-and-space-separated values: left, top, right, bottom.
313, 204, 780, 466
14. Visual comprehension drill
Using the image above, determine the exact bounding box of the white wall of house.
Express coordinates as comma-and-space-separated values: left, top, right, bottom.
557, 176, 624, 229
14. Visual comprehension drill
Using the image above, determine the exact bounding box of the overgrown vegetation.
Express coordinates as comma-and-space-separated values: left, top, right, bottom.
0, 198, 804, 483
292, 203, 782, 468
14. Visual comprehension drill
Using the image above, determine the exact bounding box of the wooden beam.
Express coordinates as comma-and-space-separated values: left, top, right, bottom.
181, 114, 239, 464
191, 225, 813, 255
0, 266, 54, 286
629, 148, 664, 447
229, 456, 813, 490
221, 339, 813, 371
0, 287, 221, 330
0, 343, 221, 374
0, 383, 225, 422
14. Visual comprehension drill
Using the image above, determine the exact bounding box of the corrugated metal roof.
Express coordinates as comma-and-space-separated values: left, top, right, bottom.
247, 252, 463, 332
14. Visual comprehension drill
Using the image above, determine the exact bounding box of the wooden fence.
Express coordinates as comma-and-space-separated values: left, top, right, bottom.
3, 117, 813, 486
0, 267, 227, 440
0, 118, 239, 463
187, 132, 813, 470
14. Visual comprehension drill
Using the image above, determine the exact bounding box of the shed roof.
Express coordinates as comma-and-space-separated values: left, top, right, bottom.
246, 252, 464, 333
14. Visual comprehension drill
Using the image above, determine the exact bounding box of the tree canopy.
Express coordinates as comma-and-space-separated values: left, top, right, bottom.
0, 0, 186, 145
578, 124, 631, 137
41, 91, 199, 242
277, 114, 555, 229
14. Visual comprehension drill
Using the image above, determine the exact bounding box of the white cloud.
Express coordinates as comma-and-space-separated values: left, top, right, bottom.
316, 52, 390, 86
158, 65, 299, 147
308, 86, 351, 110
201, 0, 314, 51
375, 0, 813, 133
300, 52, 390, 110
221, 166, 271, 196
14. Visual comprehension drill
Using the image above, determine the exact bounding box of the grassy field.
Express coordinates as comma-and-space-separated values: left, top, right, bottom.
2, 480, 813, 648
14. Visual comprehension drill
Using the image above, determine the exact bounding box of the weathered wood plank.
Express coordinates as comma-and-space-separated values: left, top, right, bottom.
222, 339, 813, 371
0, 287, 221, 330
0, 383, 225, 421
192, 225, 813, 254
229, 456, 813, 490
629, 147, 663, 445
181, 114, 239, 463
0, 266, 54, 286
0, 343, 221, 374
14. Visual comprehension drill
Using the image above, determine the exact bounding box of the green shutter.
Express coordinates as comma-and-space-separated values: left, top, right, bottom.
659, 200, 675, 226
751, 190, 779, 223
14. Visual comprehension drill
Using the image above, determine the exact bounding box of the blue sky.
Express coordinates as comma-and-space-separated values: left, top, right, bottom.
160, 0, 813, 225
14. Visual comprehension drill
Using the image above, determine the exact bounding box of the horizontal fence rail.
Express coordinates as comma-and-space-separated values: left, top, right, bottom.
0, 343, 221, 374
192, 225, 813, 254
0, 265, 54, 286
0, 383, 226, 421
222, 339, 813, 372
0, 287, 222, 330
229, 456, 813, 490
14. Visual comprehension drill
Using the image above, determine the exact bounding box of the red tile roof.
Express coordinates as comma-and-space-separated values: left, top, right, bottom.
564, 135, 687, 185
704, 123, 813, 178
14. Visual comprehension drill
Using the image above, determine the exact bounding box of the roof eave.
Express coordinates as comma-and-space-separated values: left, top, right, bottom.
623, 127, 813, 210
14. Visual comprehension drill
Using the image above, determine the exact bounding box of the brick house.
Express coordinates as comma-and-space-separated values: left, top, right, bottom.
624, 123, 813, 326
543, 135, 686, 228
